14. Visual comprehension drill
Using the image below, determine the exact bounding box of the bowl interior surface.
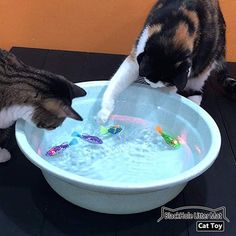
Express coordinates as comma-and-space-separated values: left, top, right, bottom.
16, 81, 221, 191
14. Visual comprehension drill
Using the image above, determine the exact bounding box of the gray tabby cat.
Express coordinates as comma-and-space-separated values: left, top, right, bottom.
0, 49, 86, 163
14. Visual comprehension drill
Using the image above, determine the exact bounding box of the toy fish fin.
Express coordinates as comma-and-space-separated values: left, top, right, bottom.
69, 138, 78, 146
100, 126, 108, 135
71, 131, 81, 137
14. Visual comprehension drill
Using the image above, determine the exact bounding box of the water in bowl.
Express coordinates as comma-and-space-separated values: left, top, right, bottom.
38, 105, 204, 184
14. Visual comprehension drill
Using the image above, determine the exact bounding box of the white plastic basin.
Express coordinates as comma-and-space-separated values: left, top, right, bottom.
15, 81, 221, 214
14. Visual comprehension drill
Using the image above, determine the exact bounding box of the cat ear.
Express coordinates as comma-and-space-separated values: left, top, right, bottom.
42, 98, 83, 121
173, 61, 191, 91
137, 52, 145, 65
71, 84, 87, 99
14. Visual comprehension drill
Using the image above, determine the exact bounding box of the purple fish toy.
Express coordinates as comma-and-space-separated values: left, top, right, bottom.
72, 131, 103, 144
46, 138, 78, 157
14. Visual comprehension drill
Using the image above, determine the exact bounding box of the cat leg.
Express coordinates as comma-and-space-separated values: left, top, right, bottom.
185, 62, 217, 106
0, 128, 12, 163
216, 59, 236, 94
0, 148, 11, 163
97, 55, 139, 123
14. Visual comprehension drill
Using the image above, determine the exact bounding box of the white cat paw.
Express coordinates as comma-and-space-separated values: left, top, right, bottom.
97, 107, 113, 124
97, 99, 115, 124
0, 148, 11, 163
188, 95, 202, 106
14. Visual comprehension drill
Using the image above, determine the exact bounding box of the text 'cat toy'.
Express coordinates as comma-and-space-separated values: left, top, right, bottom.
100, 125, 122, 135
46, 138, 78, 156
155, 126, 181, 149
72, 131, 103, 144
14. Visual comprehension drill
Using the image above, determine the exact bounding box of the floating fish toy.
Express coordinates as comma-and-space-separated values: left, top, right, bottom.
155, 126, 181, 149
72, 131, 103, 144
100, 125, 122, 135
46, 138, 78, 156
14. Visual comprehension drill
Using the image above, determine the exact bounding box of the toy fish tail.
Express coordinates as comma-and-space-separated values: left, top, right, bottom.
155, 125, 162, 134
69, 138, 78, 146
71, 131, 81, 138
100, 126, 108, 135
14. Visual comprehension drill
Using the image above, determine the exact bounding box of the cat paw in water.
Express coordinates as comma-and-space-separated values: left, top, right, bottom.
97, 98, 115, 124
97, 107, 112, 124
0, 148, 11, 163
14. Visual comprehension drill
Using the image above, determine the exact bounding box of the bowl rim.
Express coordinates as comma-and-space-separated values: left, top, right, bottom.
15, 81, 221, 193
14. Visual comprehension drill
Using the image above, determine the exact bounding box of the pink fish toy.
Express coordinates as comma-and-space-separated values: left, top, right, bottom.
46, 138, 78, 156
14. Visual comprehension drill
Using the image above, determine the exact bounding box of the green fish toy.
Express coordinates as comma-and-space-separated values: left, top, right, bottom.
100, 125, 122, 135
155, 126, 181, 149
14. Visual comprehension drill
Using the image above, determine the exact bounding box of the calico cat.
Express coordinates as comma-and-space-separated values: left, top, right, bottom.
98, 0, 235, 123
0, 49, 86, 162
